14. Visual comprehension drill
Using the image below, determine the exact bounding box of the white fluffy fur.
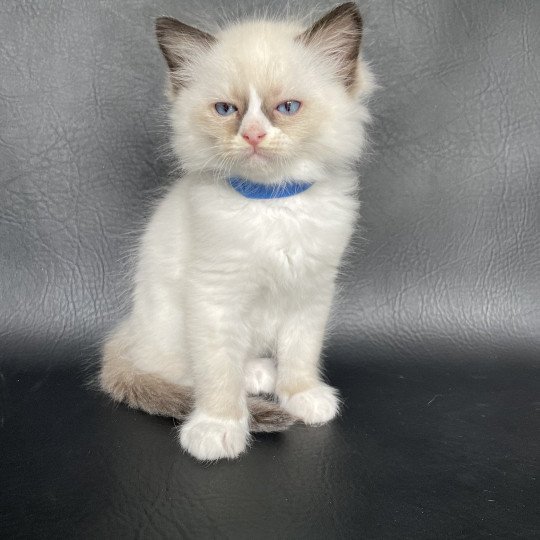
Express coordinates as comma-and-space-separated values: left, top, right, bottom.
280, 384, 341, 425
106, 8, 373, 461
244, 358, 277, 395
179, 410, 250, 461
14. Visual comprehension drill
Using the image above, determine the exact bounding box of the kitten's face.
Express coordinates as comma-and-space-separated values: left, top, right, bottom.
157, 4, 371, 181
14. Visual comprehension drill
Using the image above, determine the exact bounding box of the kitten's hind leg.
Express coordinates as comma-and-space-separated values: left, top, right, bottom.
100, 320, 194, 419
244, 358, 277, 395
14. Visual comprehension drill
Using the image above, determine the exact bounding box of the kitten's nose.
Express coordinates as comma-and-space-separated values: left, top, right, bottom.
242, 128, 266, 147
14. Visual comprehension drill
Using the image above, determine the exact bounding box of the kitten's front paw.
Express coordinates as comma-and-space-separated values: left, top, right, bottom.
280, 384, 340, 425
244, 358, 276, 395
179, 412, 249, 461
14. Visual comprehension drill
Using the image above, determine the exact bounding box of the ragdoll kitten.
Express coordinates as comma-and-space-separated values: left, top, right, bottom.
100, 2, 373, 461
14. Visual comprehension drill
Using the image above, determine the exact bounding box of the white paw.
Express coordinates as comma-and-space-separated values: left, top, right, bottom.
280, 384, 340, 425
244, 358, 276, 395
179, 411, 249, 461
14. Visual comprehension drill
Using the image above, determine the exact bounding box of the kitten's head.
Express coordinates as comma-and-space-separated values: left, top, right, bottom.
156, 3, 373, 182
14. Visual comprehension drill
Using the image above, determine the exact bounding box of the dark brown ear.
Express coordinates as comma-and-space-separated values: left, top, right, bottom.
155, 17, 215, 90
297, 3, 362, 89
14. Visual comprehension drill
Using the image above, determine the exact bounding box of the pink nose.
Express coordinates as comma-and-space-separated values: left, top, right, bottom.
242, 129, 266, 146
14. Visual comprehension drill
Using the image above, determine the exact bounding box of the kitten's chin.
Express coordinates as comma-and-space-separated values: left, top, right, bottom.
243, 147, 272, 163
231, 150, 285, 177
235, 159, 286, 180
246, 153, 272, 166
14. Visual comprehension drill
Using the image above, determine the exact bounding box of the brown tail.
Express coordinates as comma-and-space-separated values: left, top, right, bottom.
99, 349, 295, 433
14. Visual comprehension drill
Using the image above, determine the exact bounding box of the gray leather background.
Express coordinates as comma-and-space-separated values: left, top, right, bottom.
1, 0, 539, 365
1, 2, 539, 538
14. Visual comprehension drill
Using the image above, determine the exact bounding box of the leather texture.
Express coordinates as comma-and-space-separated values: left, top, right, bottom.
1, 1, 539, 537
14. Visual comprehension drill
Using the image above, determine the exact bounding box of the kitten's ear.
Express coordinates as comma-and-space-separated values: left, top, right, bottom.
297, 3, 362, 90
155, 17, 215, 91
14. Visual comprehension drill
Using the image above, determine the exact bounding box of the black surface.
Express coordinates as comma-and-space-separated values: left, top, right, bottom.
2, 358, 539, 538
1, 0, 539, 538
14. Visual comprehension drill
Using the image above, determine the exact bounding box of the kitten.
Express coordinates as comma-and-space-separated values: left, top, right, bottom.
100, 3, 374, 461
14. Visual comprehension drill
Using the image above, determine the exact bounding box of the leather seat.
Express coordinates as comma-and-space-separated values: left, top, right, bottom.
1, 1, 538, 537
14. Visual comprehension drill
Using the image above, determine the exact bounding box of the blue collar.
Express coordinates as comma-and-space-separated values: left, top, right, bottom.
228, 176, 313, 199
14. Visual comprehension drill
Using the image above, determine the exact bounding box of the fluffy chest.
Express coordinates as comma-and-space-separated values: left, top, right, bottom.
191, 184, 358, 281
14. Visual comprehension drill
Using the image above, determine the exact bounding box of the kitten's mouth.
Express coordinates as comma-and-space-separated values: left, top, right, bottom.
246, 148, 270, 162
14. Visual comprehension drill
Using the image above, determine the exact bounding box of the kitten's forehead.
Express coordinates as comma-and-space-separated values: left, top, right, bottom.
211, 21, 308, 99
229, 81, 283, 113
216, 20, 303, 51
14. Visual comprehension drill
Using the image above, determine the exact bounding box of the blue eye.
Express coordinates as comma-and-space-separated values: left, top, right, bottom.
276, 100, 301, 115
215, 102, 238, 116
